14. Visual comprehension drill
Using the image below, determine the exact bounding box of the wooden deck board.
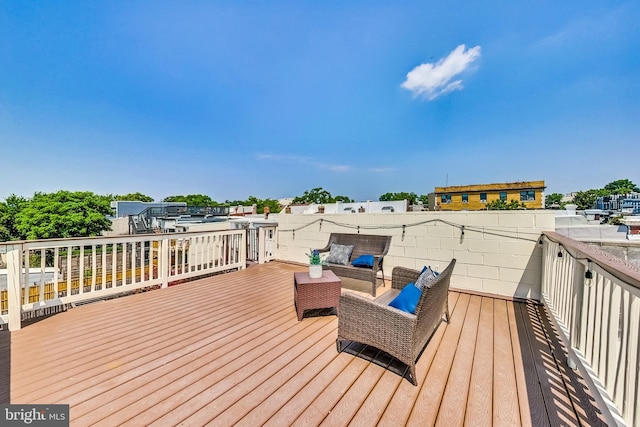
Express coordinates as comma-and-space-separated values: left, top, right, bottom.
435, 294, 482, 427
3, 262, 606, 426
406, 292, 470, 426
234, 338, 341, 426
377, 291, 460, 426
465, 296, 494, 426
493, 299, 522, 426
509, 301, 547, 427
521, 302, 580, 427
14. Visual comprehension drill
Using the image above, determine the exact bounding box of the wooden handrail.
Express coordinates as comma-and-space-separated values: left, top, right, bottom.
542, 231, 640, 290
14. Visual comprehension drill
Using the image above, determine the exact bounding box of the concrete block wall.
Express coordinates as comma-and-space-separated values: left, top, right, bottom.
276, 210, 556, 301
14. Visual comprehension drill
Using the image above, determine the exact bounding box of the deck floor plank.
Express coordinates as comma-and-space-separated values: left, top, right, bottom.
508, 301, 544, 427
347, 369, 402, 426
12, 270, 289, 397
262, 341, 354, 427
73, 307, 297, 424
185, 321, 338, 426
234, 337, 341, 427
435, 294, 482, 427
377, 291, 460, 426
464, 297, 494, 426
406, 293, 471, 426
522, 302, 582, 427
2, 262, 605, 427
493, 299, 522, 426
292, 353, 372, 426
15, 294, 293, 405
534, 303, 608, 426
132, 317, 330, 426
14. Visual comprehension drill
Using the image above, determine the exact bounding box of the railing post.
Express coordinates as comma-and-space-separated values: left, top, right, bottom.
258, 227, 266, 264
240, 230, 247, 269
160, 237, 169, 288
5, 244, 22, 331
570, 261, 585, 351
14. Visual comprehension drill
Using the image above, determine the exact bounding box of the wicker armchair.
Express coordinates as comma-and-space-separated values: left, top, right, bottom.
336, 259, 456, 385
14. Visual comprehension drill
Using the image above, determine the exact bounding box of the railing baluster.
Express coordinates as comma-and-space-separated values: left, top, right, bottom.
91, 244, 97, 292
606, 282, 621, 394
53, 247, 60, 298
625, 293, 639, 426
100, 243, 108, 290
111, 243, 117, 288
612, 289, 628, 414
66, 246, 72, 296
23, 249, 29, 305
121, 242, 127, 286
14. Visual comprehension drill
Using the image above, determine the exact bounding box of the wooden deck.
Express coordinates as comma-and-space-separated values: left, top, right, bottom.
1, 262, 606, 426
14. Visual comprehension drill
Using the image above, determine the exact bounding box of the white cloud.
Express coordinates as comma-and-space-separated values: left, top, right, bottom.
321, 164, 351, 172
259, 154, 352, 172
368, 167, 395, 173
256, 153, 311, 162
401, 44, 481, 100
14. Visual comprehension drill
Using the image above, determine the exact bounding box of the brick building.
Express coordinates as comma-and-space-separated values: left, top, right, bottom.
434, 180, 546, 211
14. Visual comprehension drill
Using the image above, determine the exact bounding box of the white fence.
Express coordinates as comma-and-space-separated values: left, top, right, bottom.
0, 229, 246, 331
541, 231, 640, 427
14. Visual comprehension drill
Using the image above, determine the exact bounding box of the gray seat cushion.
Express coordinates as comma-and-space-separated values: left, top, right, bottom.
326, 243, 354, 265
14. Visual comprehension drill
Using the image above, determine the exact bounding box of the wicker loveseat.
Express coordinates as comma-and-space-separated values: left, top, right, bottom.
316, 233, 392, 297
336, 259, 456, 385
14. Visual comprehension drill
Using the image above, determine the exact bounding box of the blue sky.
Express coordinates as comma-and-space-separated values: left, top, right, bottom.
1, 1, 638, 203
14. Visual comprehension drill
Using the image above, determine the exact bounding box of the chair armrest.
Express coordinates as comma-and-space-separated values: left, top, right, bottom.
315, 245, 331, 253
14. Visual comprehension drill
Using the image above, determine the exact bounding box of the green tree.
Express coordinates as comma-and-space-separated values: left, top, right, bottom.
0, 195, 28, 241
163, 194, 217, 206
244, 196, 282, 214
224, 197, 283, 214
603, 179, 639, 194
545, 193, 566, 209
379, 192, 418, 205
13, 191, 112, 240
261, 198, 282, 214
418, 194, 430, 205
486, 199, 526, 210
292, 187, 335, 204
334, 195, 353, 203
571, 189, 607, 210
115, 192, 154, 202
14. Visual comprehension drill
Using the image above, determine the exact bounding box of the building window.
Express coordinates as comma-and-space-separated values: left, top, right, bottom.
462, 193, 468, 203
520, 191, 535, 201
480, 193, 487, 203
500, 191, 507, 201
441, 194, 452, 204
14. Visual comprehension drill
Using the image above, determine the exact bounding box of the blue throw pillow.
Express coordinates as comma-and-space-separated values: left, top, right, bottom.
388, 282, 421, 314
351, 254, 374, 267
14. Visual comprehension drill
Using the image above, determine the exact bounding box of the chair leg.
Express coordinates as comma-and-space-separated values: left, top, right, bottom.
444, 300, 450, 323
336, 339, 343, 353
407, 363, 418, 386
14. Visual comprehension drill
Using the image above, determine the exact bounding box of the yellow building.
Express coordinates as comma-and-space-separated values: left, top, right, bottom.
434, 180, 546, 210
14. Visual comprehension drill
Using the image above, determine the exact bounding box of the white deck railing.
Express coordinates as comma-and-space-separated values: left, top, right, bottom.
0, 229, 246, 331
247, 226, 278, 264
541, 231, 640, 427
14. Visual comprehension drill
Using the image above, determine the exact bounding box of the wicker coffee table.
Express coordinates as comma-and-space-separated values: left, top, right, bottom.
294, 270, 341, 321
